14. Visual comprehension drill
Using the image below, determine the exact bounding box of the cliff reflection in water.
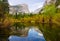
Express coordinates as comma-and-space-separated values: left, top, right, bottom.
9, 27, 45, 41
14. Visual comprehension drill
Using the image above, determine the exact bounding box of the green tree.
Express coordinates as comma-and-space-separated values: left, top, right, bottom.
0, 0, 9, 41
55, 0, 60, 13
55, 0, 60, 6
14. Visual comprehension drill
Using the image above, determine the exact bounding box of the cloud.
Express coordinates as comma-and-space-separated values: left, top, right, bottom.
8, 0, 45, 12
8, 0, 21, 5
38, 33, 43, 36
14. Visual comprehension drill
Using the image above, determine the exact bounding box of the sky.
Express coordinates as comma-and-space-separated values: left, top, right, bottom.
8, 0, 46, 12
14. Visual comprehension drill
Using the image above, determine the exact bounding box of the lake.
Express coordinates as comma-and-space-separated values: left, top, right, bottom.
9, 28, 46, 41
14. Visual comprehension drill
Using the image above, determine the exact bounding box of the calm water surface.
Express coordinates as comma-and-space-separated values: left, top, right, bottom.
9, 28, 46, 41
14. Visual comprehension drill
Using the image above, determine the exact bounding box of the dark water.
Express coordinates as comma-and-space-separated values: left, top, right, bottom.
9, 28, 45, 41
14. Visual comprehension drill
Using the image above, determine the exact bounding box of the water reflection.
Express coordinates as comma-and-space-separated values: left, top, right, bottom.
9, 27, 45, 41
28, 28, 43, 37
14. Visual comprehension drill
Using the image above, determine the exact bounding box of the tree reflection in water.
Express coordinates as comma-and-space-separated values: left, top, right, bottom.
9, 27, 45, 41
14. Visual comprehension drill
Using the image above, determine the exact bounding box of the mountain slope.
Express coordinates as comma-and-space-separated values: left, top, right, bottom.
9, 4, 30, 15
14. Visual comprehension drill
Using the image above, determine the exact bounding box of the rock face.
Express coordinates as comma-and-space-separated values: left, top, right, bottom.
9, 4, 30, 15
33, 7, 43, 14
45, 0, 56, 5
32, 0, 57, 14
34, 0, 57, 14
